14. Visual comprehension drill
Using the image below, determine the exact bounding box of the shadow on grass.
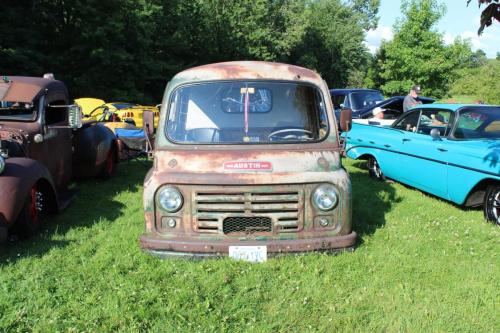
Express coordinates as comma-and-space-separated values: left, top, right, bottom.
0, 160, 151, 265
349, 161, 402, 241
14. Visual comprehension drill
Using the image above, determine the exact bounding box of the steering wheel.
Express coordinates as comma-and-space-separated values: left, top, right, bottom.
267, 128, 313, 140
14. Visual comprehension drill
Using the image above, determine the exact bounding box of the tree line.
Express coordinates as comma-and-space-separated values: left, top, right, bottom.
0, 0, 378, 103
0, 0, 496, 104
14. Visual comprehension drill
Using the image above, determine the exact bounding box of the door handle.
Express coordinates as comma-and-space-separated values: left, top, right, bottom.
437, 148, 447, 152
384, 144, 391, 148
402, 138, 411, 142
369, 141, 375, 144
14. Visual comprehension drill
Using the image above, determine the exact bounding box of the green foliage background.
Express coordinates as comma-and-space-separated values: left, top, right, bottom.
365, 0, 474, 99
449, 59, 500, 104
0, 0, 379, 103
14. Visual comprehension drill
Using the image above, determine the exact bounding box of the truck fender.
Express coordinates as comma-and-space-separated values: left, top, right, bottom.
72, 123, 117, 178
0, 158, 57, 227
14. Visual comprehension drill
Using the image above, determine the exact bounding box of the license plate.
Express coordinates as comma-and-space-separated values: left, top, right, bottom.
229, 246, 267, 263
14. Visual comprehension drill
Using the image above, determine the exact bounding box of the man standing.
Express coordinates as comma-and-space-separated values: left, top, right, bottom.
403, 85, 422, 112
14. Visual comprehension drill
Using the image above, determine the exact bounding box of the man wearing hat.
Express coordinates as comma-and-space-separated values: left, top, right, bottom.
403, 85, 422, 112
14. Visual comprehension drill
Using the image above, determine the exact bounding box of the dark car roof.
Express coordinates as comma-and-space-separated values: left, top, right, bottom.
329, 88, 382, 95
0, 76, 67, 103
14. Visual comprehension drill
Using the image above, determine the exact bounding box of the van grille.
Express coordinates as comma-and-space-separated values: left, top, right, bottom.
193, 187, 303, 234
223, 217, 272, 234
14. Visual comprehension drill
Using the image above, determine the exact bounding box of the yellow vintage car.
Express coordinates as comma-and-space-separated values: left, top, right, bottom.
75, 98, 159, 128
75, 98, 105, 117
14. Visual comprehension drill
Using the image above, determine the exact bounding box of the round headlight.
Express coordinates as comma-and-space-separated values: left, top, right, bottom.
0, 156, 5, 175
158, 186, 183, 212
312, 184, 339, 211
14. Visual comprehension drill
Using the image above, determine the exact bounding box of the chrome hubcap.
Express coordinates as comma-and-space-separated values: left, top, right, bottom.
493, 190, 500, 224
370, 159, 382, 178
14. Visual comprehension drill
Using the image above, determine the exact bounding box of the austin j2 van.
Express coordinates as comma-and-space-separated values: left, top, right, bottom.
140, 61, 356, 260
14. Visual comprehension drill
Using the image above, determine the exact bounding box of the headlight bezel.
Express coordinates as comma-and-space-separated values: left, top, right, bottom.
312, 184, 339, 212
157, 186, 184, 213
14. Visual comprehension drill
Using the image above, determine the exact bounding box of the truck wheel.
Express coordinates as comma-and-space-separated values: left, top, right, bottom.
484, 185, 500, 225
367, 157, 385, 180
100, 148, 116, 179
16, 185, 42, 237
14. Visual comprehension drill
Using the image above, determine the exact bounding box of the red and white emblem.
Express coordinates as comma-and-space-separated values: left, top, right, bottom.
223, 161, 273, 171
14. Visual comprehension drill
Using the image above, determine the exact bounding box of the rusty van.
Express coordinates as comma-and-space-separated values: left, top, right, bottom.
140, 61, 356, 260
0, 76, 117, 241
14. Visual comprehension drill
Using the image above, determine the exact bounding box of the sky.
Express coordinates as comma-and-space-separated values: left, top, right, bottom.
364, 0, 500, 58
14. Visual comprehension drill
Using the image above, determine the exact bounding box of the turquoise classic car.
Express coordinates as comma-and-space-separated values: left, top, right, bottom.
345, 104, 500, 225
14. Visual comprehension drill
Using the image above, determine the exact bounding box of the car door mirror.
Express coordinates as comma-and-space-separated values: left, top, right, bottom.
68, 105, 83, 129
340, 103, 345, 109
430, 128, 441, 140
339, 108, 352, 132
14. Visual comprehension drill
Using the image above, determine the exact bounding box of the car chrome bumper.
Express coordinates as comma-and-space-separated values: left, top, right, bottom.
139, 231, 357, 259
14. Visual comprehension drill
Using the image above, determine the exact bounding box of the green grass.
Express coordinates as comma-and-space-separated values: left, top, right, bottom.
1, 159, 499, 332
438, 95, 481, 104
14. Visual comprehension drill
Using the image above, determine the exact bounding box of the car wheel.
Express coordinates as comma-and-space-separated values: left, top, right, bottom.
367, 157, 385, 180
16, 184, 42, 237
100, 147, 117, 179
484, 185, 500, 225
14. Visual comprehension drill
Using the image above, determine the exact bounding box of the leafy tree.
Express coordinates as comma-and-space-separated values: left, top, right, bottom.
466, 0, 500, 34
0, 0, 378, 102
470, 49, 488, 67
449, 59, 500, 104
366, 0, 473, 98
290, 0, 373, 88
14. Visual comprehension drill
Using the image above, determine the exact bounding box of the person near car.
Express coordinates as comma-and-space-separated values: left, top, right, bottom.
403, 85, 422, 112
372, 106, 385, 119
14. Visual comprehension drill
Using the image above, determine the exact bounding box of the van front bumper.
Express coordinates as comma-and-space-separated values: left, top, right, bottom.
139, 231, 357, 259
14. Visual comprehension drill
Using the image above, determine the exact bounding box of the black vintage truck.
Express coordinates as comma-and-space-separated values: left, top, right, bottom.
0, 75, 117, 241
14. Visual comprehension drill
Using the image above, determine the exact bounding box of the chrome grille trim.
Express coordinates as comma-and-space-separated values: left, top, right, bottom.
192, 186, 303, 234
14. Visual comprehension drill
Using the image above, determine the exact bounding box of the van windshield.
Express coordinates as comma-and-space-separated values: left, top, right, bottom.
166, 81, 328, 144
0, 101, 37, 121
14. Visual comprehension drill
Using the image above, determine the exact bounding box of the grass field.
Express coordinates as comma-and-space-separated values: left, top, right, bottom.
1, 159, 499, 332
438, 95, 481, 104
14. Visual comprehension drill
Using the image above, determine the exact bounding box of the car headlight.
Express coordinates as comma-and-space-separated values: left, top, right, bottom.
312, 184, 339, 211
158, 186, 183, 212
0, 156, 5, 175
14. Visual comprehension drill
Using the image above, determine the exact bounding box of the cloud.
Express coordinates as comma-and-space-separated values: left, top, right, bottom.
365, 22, 499, 58
443, 24, 500, 58
364, 26, 394, 54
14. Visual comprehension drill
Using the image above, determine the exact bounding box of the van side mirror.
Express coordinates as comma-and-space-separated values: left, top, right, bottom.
339, 108, 352, 132
68, 105, 82, 129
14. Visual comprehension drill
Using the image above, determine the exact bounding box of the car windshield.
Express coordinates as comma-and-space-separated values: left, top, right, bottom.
454, 107, 500, 140
0, 101, 38, 121
111, 103, 137, 110
350, 91, 384, 110
166, 81, 328, 144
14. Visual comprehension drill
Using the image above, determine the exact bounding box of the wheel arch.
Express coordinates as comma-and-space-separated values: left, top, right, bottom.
464, 178, 500, 207
0, 158, 58, 227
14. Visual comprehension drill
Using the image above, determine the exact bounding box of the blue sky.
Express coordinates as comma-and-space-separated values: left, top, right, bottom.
364, 0, 500, 58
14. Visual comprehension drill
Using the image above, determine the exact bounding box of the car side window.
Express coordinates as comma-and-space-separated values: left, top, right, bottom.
417, 109, 454, 136
331, 94, 346, 109
393, 110, 421, 132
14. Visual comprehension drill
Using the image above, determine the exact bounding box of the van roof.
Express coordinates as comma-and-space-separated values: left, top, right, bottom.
171, 61, 323, 86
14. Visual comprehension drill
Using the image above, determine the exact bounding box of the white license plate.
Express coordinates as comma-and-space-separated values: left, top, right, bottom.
229, 246, 267, 263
